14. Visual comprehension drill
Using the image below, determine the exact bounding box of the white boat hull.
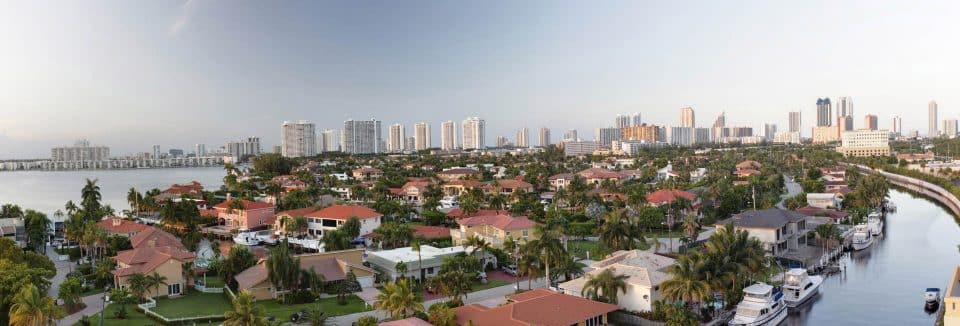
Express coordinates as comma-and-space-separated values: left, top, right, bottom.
784, 275, 823, 307
852, 237, 873, 251
729, 302, 787, 326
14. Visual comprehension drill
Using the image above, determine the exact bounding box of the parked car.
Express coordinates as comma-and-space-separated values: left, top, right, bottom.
502, 265, 518, 276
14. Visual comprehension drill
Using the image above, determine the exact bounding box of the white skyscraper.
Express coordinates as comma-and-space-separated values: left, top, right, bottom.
539, 127, 551, 147
413, 122, 431, 150
388, 124, 405, 152
441, 121, 456, 150
281, 120, 317, 158
945, 119, 959, 138
838, 96, 853, 117
930, 100, 939, 137
631, 113, 642, 126
516, 127, 529, 148
195, 144, 206, 157
679, 107, 696, 128
461, 117, 485, 150
615, 114, 631, 128
320, 129, 338, 152
152, 145, 161, 159
563, 129, 579, 142
892, 116, 902, 136
788, 111, 801, 133
342, 119, 382, 154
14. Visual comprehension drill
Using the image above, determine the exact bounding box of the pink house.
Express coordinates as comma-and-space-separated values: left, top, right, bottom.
213, 199, 276, 230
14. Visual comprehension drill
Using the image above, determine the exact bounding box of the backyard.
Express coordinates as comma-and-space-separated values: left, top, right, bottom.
150, 292, 232, 319
257, 295, 370, 319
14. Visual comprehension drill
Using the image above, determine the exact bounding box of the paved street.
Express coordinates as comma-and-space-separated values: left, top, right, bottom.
46, 244, 74, 298
59, 293, 106, 326
777, 174, 803, 209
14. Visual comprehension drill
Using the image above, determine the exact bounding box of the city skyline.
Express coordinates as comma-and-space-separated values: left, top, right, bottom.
4, 2, 960, 157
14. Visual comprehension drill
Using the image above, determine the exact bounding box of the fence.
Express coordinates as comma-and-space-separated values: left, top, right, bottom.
608, 311, 667, 326
137, 295, 226, 325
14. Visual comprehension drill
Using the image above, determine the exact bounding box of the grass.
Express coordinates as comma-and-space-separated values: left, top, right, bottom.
257, 295, 370, 319
151, 292, 232, 318
78, 303, 153, 326
472, 279, 510, 292
200, 275, 226, 288
80, 286, 107, 297
568, 239, 649, 260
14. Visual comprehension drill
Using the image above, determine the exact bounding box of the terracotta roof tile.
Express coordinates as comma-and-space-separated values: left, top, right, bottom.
306, 205, 382, 220
97, 218, 148, 234
454, 289, 617, 326
213, 199, 275, 210
458, 214, 536, 231
645, 189, 696, 206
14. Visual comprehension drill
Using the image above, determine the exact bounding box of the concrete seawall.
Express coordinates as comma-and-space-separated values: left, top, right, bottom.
845, 163, 960, 217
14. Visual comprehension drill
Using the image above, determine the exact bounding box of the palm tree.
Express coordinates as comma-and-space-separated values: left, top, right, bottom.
524, 226, 565, 288
127, 187, 142, 216
598, 210, 637, 251
305, 303, 327, 326
267, 239, 301, 303
147, 272, 168, 302
355, 316, 379, 326
224, 290, 267, 326
322, 229, 351, 251
661, 254, 711, 308
9, 284, 63, 326
81, 178, 103, 220
464, 235, 491, 272
128, 273, 150, 303
412, 240, 424, 282
373, 278, 424, 320
581, 268, 629, 304
681, 215, 699, 242
427, 304, 457, 326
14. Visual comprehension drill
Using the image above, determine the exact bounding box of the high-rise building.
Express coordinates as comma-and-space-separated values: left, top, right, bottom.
441, 121, 456, 150
788, 111, 801, 133
516, 128, 529, 148
387, 124, 405, 152
666, 127, 695, 146
864, 114, 879, 131
226, 137, 261, 161
152, 145, 161, 159
594, 128, 621, 148
413, 122, 431, 150
837, 129, 891, 157
694, 127, 713, 144
496, 135, 509, 148
461, 117, 485, 150
762, 123, 778, 140
679, 107, 696, 128
51, 139, 110, 161
930, 100, 939, 137
621, 125, 661, 143
712, 112, 726, 128
631, 113, 642, 126
837, 96, 853, 117
320, 129, 338, 152
812, 126, 839, 144
342, 119, 382, 154
615, 114, 631, 128
195, 144, 206, 157
839, 115, 854, 132
538, 127, 551, 147
945, 119, 959, 138
405, 137, 416, 150
892, 116, 902, 136
281, 120, 317, 158
563, 129, 579, 142
816, 98, 832, 126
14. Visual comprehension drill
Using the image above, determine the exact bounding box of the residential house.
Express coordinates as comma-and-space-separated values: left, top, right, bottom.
0, 218, 25, 248
794, 206, 849, 224
213, 199, 277, 230
441, 180, 484, 196
943, 265, 960, 326
454, 288, 618, 326
412, 225, 453, 240
111, 227, 194, 297
352, 167, 382, 181
548, 173, 574, 190
445, 209, 510, 219
451, 214, 537, 248
97, 217, 148, 237
577, 167, 622, 185
394, 181, 431, 205
559, 250, 676, 313
656, 163, 679, 181
437, 167, 481, 182
379, 318, 432, 326
735, 168, 762, 178
276, 205, 383, 239
824, 181, 849, 192
736, 160, 763, 170
646, 189, 700, 216
484, 179, 534, 196
366, 245, 495, 282
234, 249, 376, 300
806, 193, 843, 209
716, 208, 809, 256
153, 181, 204, 202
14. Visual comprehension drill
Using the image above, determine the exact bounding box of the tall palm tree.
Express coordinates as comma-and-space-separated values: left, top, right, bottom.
373, 278, 423, 320
524, 226, 565, 288
224, 291, 267, 326
147, 272, 168, 302
267, 239, 301, 302
464, 235, 491, 272
81, 178, 102, 220
127, 187, 142, 216
128, 273, 150, 303
411, 240, 424, 282
581, 268, 629, 304
9, 284, 63, 326
660, 254, 710, 307
598, 210, 637, 251
682, 215, 699, 242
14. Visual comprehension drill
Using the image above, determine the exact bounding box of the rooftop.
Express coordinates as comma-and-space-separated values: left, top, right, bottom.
717, 208, 807, 229
454, 289, 618, 326
458, 214, 536, 231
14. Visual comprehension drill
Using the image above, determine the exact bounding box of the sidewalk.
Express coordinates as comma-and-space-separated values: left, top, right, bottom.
59, 293, 106, 326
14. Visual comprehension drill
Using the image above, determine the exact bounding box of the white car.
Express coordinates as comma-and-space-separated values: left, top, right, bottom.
502, 265, 518, 276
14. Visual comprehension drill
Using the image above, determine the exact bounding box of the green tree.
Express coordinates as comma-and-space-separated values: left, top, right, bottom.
267, 240, 301, 303
427, 303, 457, 326
342, 217, 362, 239
464, 235, 492, 271
581, 268, 629, 304
147, 272, 168, 302
374, 278, 424, 320
322, 229, 352, 252
224, 291, 267, 326
355, 316, 379, 326
660, 254, 710, 307
127, 273, 150, 303
252, 153, 295, 178
219, 246, 259, 289
58, 277, 84, 310
305, 303, 327, 326
23, 210, 51, 253
9, 284, 62, 326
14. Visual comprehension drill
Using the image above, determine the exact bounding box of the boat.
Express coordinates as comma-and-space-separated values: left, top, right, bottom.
729, 283, 787, 326
925, 288, 941, 310
254, 230, 276, 245
851, 224, 873, 251
782, 268, 823, 307
867, 213, 883, 236
233, 230, 261, 246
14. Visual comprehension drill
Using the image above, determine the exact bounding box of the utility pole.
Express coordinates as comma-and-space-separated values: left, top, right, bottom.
752, 185, 757, 210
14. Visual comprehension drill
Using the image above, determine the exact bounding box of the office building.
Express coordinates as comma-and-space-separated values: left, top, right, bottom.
563, 129, 579, 142
280, 120, 317, 158
946, 119, 959, 139
836, 129, 891, 157
666, 127, 695, 146
621, 125, 661, 143
812, 126, 838, 144
594, 127, 621, 148
773, 131, 801, 144
788, 111, 801, 133
892, 116, 902, 136
762, 123, 778, 140
931, 100, 940, 137
712, 112, 726, 128
837, 96, 853, 117
679, 107, 696, 128
413, 122, 431, 150
194, 144, 206, 157
495, 135, 509, 148
388, 123, 405, 152
342, 119, 382, 154
441, 121, 456, 150
539, 127, 551, 147
516, 128, 529, 148
816, 98, 832, 127
320, 129, 338, 152
864, 114, 878, 131
226, 137, 261, 161
615, 114, 631, 129
461, 117, 485, 150
51, 139, 110, 162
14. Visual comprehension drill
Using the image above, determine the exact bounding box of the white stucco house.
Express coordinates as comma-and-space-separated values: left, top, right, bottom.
558, 250, 676, 313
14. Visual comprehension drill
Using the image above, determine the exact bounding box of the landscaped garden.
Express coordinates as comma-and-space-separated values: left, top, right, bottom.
151, 292, 233, 319
257, 295, 370, 319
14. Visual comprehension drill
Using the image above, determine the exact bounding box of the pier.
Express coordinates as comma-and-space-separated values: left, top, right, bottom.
0, 156, 225, 171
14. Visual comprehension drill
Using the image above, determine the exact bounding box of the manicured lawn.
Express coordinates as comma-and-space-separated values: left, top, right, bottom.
81, 304, 153, 326
472, 279, 510, 292
200, 275, 226, 288
151, 292, 232, 318
257, 295, 370, 319
568, 239, 648, 260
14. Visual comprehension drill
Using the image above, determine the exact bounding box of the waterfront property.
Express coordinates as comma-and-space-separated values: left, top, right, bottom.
454, 288, 619, 326
365, 245, 495, 282
450, 213, 537, 248
559, 250, 676, 313
112, 227, 195, 297
0, 217, 25, 248
806, 193, 843, 209
276, 204, 382, 239
716, 208, 809, 256
234, 249, 375, 300
97, 217, 149, 237
436, 167, 481, 182
213, 199, 276, 230
945, 265, 960, 326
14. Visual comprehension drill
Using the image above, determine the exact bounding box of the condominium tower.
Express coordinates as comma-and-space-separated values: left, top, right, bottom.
539, 127, 551, 147
816, 98, 832, 127
461, 117, 485, 150
441, 121, 456, 150
320, 129, 338, 152
679, 107, 695, 128
788, 111, 801, 133
342, 119, 382, 154
280, 120, 317, 158
414, 122, 431, 150
51, 139, 110, 161
516, 128, 529, 148
930, 100, 939, 137
388, 124, 405, 152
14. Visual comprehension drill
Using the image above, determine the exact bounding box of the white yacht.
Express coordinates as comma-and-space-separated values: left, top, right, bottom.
867, 213, 883, 236
233, 230, 261, 246
254, 230, 276, 245
925, 288, 941, 310
438, 196, 460, 209
851, 224, 873, 251
729, 283, 787, 326
782, 268, 823, 307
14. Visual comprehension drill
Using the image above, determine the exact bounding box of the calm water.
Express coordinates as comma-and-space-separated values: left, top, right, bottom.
788, 189, 960, 325
0, 167, 225, 216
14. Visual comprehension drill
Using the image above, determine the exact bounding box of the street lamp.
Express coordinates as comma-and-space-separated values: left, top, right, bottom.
99, 286, 110, 326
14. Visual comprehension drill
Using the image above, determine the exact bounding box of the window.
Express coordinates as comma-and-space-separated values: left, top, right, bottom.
426, 267, 435, 274
168, 283, 181, 295
522, 230, 529, 237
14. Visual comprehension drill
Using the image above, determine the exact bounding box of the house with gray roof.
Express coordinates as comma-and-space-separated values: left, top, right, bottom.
715, 208, 810, 256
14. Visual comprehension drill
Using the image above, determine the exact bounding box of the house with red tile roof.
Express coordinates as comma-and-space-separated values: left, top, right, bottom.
378, 317, 432, 326
646, 189, 700, 215
547, 173, 574, 190
393, 181, 432, 205
213, 199, 276, 231
154, 181, 204, 202
483, 179, 534, 196
275, 205, 383, 239
441, 180, 484, 196
454, 288, 618, 326
734, 168, 762, 178
736, 160, 763, 170
445, 209, 510, 219
352, 167, 382, 181
97, 217, 148, 237
111, 226, 194, 297
436, 167, 481, 182
234, 249, 375, 300
451, 214, 537, 248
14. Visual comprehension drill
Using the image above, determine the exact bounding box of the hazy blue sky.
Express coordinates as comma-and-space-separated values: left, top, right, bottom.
2, 0, 960, 158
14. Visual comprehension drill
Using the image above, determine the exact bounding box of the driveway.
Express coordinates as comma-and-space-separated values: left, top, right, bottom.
59, 293, 106, 325
46, 244, 75, 298
777, 174, 803, 209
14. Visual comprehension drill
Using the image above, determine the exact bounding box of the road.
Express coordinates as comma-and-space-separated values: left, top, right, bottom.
46, 244, 73, 298
59, 293, 107, 326
777, 174, 803, 209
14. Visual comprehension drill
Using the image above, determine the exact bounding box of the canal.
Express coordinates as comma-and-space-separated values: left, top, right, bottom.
787, 189, 960, 325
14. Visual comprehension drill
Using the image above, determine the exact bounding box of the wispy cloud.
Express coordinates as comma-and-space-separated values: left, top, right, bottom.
168, 0, 202, 37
